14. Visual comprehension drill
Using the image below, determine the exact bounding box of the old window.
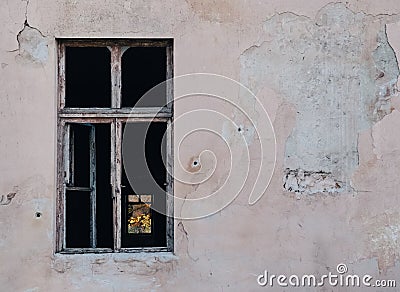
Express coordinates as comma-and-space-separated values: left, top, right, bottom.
56, 39, 173, 253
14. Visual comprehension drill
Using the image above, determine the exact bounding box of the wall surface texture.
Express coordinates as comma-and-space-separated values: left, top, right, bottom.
1, 0, 400, 291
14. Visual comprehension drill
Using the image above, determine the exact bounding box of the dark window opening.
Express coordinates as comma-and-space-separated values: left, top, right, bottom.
94, 124, 113, 248
65, 47, 111, 108
69, 124, 90, 187
121, 47, 167, 107
66, 190, 90, 248
121, 122, 167, 247
65, 123, 113, 248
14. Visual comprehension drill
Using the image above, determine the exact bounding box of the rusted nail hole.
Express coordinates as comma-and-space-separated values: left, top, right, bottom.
193, 160, 198, 166
35, 212, 42, 218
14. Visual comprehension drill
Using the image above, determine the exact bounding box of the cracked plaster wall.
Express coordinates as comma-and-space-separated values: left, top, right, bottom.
240, 3, 400, 194
1, 0, 400, 291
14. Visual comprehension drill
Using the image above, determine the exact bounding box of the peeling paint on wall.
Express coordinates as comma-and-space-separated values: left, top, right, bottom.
240, 3, 399, 194
283, 168, 345, 195
366, 212, 400, 273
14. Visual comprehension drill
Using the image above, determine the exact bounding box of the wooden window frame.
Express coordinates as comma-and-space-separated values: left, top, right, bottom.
56, 39, 174, 254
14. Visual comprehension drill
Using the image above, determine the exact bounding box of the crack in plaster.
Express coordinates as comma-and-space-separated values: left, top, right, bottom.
8, 0, 48, 64
0, 192, 16, 206
177, 222, 199, 262
179, 183, 199, 219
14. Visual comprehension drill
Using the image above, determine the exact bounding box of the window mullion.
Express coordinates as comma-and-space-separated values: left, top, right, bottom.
111, 121, 117, 250
111, 46, 122, 109
89, 125, 97, 248
111, 120, 122, 251
115, 121, 122, 250
69, 126, 75, 186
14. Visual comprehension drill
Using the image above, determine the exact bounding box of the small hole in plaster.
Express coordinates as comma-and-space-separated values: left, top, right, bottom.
35, 212, 42, 218
238, 127, 242, 132
193, 160, 199, 166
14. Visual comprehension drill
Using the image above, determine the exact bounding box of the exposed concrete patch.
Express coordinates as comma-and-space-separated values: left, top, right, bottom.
352, 110, 400, 272
386, 21, 400, 110
366, 212, 400, 273
371, 28, 399, 121
283, 169, 344, 195
371, 109, 400, 159
16, 22, 48, 64
10, 0, 48, 64
240, 3, 399, 194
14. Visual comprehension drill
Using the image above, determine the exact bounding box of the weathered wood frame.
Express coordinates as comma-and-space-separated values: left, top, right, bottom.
56, 39, 174, 254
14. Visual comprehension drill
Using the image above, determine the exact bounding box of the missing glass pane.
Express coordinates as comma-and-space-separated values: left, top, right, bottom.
66, 190, 91, 248
65, 123, 113, 249
121, 122, 167, 247
121, 47, 167, 107
65, 47, 111, 108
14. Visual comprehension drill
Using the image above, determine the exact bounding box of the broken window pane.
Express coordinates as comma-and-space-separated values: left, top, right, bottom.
66, 190, 91, 248
94, 124, 113, 248
65, 47, 111, 108
65, 123, 113, 248
121, 47, 167, 107
69, 124, 91, 187
121, 122, 167, 247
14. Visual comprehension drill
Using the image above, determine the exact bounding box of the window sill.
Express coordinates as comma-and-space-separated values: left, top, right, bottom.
58, 247, 172, 254
52, 250, 178, 273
